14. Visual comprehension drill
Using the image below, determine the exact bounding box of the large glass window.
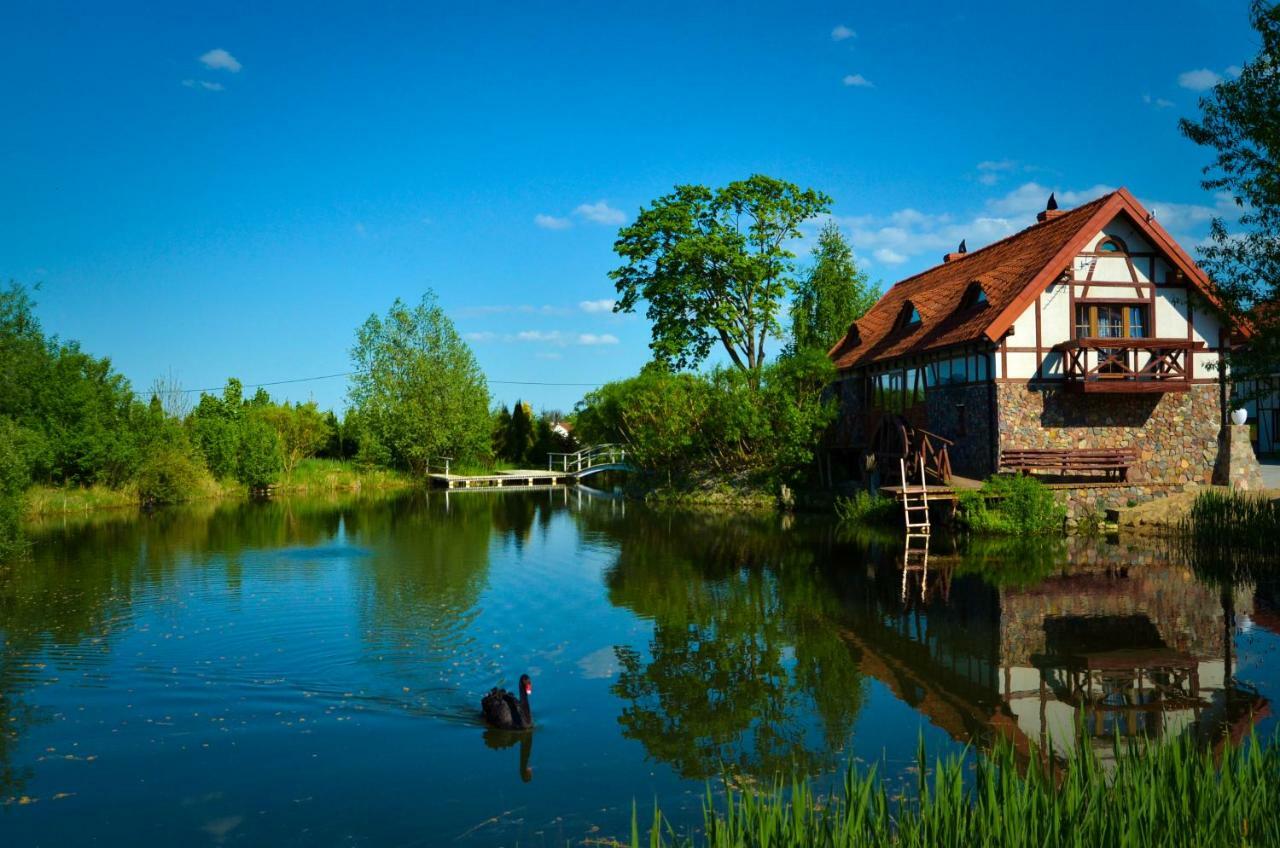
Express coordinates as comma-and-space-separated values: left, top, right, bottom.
1075, 304, 1148, 338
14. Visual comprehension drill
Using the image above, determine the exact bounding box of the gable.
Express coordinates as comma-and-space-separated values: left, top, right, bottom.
829, 188, 1235, 373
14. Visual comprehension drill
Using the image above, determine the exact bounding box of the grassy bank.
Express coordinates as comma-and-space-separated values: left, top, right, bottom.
22, 459, 413, 520
629, 734, 1278, 847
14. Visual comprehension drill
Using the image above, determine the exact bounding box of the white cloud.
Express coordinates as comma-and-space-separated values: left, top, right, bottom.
842, 73, 874, 88
199, 48, 242, 73
573, 201, 626, 225
1143, 94, 1175, 108
182, 79, 224, 91
873, 248, 907, 264
505, 329, 619, 347
1226, 65, 1242, 77
976, 160, 1018, 186
577, 333, 619, 346
831, 24, 856, 41
579, 298, 616, 313
1178, 68, 1223, 91
515, 330, 563, 343
534, 213, 572, 230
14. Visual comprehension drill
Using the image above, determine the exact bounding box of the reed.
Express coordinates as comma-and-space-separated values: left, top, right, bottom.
630, 734, 1278, 847
833, 490, 898, 525
1179, 488, 1280, 551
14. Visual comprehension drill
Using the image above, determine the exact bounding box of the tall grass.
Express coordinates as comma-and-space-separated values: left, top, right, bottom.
833, 490, 898, 526
631, 734, 1278, 847
1180, 488, 1280, 552
281, 458, 413, 493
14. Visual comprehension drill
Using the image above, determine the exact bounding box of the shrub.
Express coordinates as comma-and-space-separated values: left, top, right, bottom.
136, 445, 204, 506
957, 474, 1065, 535
0, 417, 28, 559
237, 417, 284, 489
834, 490, 898, 525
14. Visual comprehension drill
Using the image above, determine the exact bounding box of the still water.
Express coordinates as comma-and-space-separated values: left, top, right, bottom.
1, 489, 1277, 846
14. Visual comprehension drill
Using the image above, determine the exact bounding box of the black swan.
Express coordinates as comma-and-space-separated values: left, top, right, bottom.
481, 674, 533, 730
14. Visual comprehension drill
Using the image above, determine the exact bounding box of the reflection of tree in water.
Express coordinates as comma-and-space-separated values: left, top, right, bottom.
594, 510, 867, 780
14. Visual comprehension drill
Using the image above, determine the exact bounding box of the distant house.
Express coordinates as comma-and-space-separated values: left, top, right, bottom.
827, 188, 1246, 491
550, 420, 575, 441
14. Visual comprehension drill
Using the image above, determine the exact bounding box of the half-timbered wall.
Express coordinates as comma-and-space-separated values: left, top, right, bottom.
992, 213, 1225, 383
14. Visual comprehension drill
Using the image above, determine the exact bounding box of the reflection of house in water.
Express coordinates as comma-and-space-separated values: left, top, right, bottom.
836, 540, 1269, 764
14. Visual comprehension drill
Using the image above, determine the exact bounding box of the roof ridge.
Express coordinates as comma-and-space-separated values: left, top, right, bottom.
881, 190, 1118, 294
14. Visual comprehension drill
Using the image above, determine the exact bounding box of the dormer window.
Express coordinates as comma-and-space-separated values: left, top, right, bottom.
959, 282, 988, 310
1097, 236, 1129, 254
895, 301, 922, 329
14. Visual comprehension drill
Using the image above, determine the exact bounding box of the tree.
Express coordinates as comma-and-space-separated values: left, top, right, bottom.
1179, 1, 1280, 384
491, 405, 512, 459
260, 401, 332, 475
0, 417, 28, 559
237, 415, 283, 489
611, 175, 832, 380
505, 400, 535, 465
788, 222, 878, 354
348, 292, 491, 475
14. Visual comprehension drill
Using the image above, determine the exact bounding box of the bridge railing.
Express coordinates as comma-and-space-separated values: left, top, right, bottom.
547, 443, 627, 474
427, 456, 454, 476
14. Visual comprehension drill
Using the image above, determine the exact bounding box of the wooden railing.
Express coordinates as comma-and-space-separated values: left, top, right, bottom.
871, 416, 953, 483
1057, 338, 1205, 393
547, 443, 628, 474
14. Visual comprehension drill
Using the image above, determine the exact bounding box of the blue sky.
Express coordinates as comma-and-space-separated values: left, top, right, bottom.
0, 1, 1258, 412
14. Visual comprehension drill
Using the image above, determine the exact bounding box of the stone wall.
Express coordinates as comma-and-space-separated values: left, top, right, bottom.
996, 383, 1223, 486
1212, 423, 1265, 491
925, 383, 996, 479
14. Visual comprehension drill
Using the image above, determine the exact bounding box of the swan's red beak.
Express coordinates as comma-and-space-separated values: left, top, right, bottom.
524, 682, 532, 694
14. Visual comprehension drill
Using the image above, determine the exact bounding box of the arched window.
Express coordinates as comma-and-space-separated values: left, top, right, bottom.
1097, 236, 1129, 254
959, 282, 989, 309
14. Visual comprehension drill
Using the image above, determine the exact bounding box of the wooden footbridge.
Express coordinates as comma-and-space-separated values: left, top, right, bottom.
427, 444, 631, 489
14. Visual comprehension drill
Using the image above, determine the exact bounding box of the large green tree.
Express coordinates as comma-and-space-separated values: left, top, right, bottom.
348, 292, 491, 475
610, 175, 831, 379
1179, 0, 1280, 381
789, 221, 878, 354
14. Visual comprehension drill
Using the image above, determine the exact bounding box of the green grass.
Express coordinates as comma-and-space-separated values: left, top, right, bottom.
1179, 488, 1280, 551
833, 490, 899, 526
957, 474, 1066, 536
629, 734, 1278, 847
280, 458, 414, 492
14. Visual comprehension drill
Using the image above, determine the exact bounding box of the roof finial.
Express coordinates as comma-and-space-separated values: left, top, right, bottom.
1046, 192, 1058, 211
958, 239, 967, 254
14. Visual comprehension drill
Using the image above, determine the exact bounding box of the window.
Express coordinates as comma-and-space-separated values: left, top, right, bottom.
896, 300, 922, 329
1097, 236, 1129, 254
1075, 304, 1148, 338
959, 282, 989, 309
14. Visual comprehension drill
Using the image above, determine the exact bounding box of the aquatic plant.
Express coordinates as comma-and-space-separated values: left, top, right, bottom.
833, 490, 898, 525
957, 474, 1065, 535
630, 734, 1279, 847
1180, 488, 1280, 551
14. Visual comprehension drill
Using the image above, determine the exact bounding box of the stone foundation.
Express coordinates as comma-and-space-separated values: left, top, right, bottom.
1212, 423, 1264, 491
996, 383, 1223, 486
1048, 482, 1177, 523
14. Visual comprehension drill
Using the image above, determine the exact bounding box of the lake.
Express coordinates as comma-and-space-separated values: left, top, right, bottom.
1, 489, 1277, 846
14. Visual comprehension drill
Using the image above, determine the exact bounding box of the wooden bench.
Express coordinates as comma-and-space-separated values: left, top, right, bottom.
999, 447, 1137, 481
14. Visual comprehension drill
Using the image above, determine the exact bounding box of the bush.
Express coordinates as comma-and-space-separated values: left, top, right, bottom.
834, 490, 898, 525
136, 445, 204, 506
0, 417, 28, 559
957, 474, 1065, 535
237, 417, 284, 489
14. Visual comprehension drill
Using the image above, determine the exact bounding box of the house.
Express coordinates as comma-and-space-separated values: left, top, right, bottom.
550, 420, 574, 440
827, 188, 1246, 494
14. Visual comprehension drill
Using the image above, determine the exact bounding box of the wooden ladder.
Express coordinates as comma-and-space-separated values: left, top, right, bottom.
900, 531, 931, 605
898, 456, 931, 533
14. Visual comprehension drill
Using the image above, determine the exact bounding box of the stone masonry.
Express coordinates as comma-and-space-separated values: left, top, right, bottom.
1212, 423, 1265, 491
995, 383, 1223, 487
925, 383, 995, 479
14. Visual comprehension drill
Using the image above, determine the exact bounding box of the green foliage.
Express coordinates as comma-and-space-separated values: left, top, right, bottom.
576, 354, 837, 483
348, 291, 492, 475
0, 282, 140, 486
957, 475, 1066, 535
504, 400, 536, 465
0, 417, 29, 559
236, 416, 284, 489
1179, 1, 1280, 390
611, 175, 832, 376
833, 490, 898, 525
630, 734, 1280, 848
259, 400, 332, 475
789, 221, 879, 354
1178, 489, 1280, 585
136, 445, 205, 506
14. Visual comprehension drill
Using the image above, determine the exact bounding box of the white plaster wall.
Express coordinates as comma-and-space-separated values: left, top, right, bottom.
1006, 351, 1038, 379
1041, 284, 1071, 346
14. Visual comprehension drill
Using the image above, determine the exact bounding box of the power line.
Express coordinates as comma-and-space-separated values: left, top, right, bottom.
139, 370, 606, 396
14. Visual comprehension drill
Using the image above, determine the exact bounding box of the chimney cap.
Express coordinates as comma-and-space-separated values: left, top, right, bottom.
1037, 192, 1065, 223
958, 239, 967, 254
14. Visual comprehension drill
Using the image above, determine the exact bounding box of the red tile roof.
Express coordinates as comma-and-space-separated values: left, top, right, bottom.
829, 192, 1117, 370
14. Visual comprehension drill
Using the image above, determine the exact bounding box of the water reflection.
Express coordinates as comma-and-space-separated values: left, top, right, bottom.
0, 490, 1275, 844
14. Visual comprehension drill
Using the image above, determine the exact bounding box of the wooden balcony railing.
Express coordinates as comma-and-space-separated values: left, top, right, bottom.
1057, 338, 1205, 393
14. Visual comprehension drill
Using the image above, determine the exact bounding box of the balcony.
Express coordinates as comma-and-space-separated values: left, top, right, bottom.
1057, 338, 1205, 393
